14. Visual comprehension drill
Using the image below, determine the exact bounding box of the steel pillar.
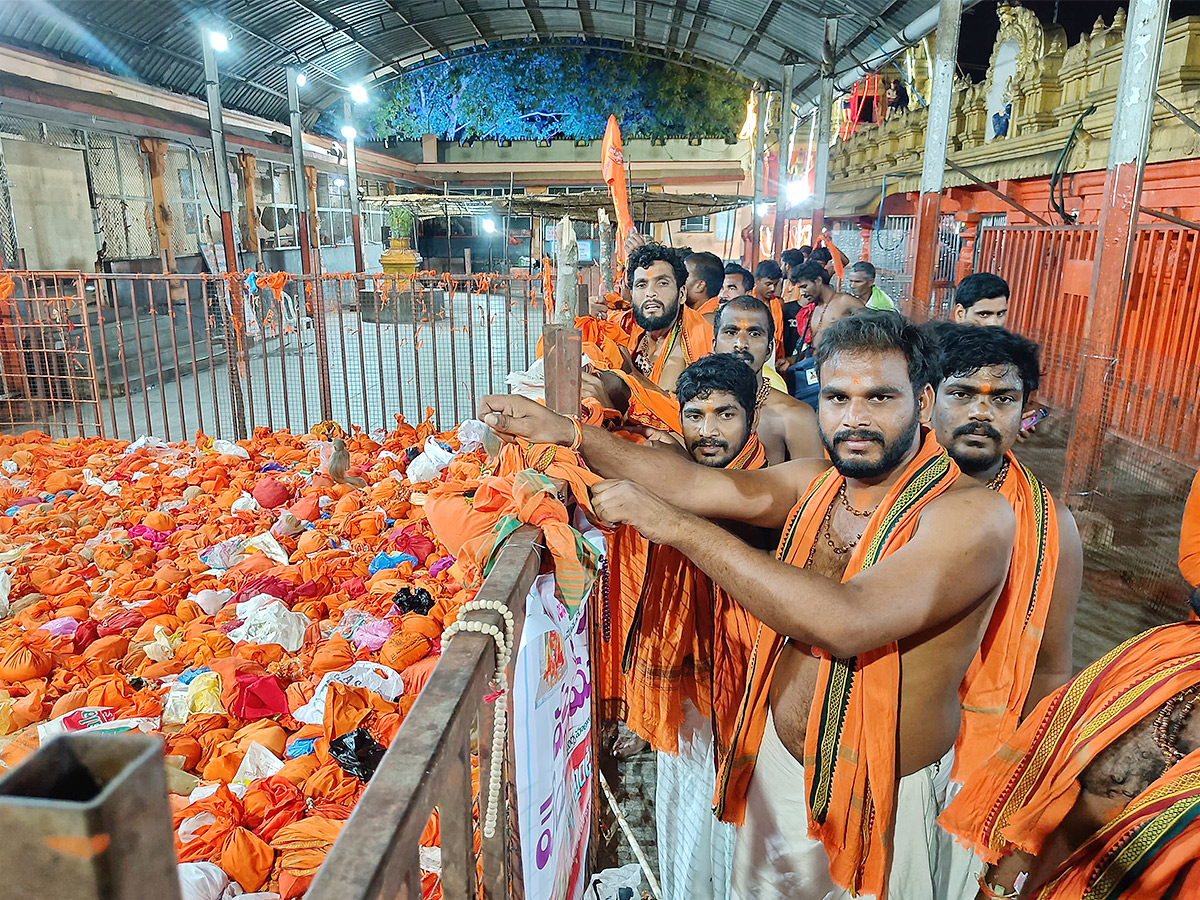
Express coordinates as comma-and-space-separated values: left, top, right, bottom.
751, 83, 768, 266
811, 18, 838, 239
909, 0, 963, 308
344, 98, 366, 274
1063, 0, 1169, 499
772, 63, 796, 255
287, 67, 313, 276
202, 36, 239, 276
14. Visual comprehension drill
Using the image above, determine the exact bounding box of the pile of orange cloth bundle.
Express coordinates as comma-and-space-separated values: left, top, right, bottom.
0, 418, 489, 899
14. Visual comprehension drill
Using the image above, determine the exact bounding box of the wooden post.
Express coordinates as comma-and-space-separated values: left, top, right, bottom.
140, 138, 175, 273
238, 151, 261, 267
554, 214, 578, 327
812, 18, 838, 239
305, 164, 320, 272
598, 208, 614, 296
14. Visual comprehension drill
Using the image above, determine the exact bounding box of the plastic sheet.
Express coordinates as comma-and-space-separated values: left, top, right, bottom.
328, 728, 387, 782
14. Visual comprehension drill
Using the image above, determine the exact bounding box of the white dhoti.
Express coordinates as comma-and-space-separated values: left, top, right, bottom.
655, 699, 735, 900
730, 710, 954, 900
936, 780, 985, 900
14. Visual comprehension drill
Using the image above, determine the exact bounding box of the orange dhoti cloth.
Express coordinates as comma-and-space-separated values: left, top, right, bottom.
714, 431, 958, 899
941, 621, 1200, 900
953, 452, 1059, 783
598, 434, 768, 753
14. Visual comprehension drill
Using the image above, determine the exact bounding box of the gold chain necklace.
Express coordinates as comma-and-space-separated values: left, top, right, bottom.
755, 379, 771, 409
986, 459, 1011, 492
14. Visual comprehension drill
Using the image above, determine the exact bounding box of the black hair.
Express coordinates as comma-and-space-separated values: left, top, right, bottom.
627, 242, 687, 292
890, 79, 910, 110
724, 264, 754, 293
848, 261, 876, 279
685, 251, 725, 300
675, 353, 759, 420
930, 322, 1041, 402
809, 246, 833, 264
713, 294, 773, 335
755, 259, 783, 280
954, 272, 1010, 310
798, 245, 812, 256
780, 248, 806, 269
815, 309, 940, 397
789, 260, 831, 286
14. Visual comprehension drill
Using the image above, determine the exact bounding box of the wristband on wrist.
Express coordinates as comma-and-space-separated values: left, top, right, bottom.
566, 414, 583, 451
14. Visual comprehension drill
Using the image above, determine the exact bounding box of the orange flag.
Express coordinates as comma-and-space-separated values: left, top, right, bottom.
601, 115, 635, 263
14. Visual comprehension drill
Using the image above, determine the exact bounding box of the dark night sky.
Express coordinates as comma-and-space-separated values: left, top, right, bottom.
955, 1, 1200, 79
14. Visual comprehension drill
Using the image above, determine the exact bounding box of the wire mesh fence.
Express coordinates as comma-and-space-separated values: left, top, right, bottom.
0, 270, 545, 443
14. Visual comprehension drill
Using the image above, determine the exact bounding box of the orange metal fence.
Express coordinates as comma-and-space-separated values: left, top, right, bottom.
974, 223, 1200, 465
0, 270, 547, 442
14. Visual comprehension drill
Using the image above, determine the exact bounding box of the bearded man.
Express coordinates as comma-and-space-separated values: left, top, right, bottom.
481, 311, 1015, 900
609, 243, 713, 392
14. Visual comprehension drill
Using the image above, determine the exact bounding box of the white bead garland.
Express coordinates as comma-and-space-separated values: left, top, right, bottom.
442, 596, 515, 839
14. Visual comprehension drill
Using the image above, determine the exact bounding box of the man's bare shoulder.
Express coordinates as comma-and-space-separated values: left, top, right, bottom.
1050, 493, 1083, 557
763, 387, 815, 416
925, 474, 1017, 542
769, 456, 830, 487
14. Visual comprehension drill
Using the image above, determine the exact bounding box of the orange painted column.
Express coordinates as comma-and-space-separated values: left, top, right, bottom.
1063, 0, 1169, 499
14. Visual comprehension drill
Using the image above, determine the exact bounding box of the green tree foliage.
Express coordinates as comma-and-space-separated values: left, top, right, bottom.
364, 43, 746, 142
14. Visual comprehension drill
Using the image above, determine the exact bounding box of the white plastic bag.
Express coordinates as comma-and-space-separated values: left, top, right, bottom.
406, 437, 455, 483
242, 530, 289, 565
232, 741, 284, 783
143, 625, 181, 662
178, 862, 228, 900
293, 661, 404, 725
230, 493, 261, 514
586, 864, 643, 900
162, 679, 191, 726
0, 568, 10, 619
211, 439, 250, 459
188, 588, 234, 616
227, 601, 306, 652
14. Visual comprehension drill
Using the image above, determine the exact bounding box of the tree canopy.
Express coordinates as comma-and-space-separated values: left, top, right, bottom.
357, 43, 746, 142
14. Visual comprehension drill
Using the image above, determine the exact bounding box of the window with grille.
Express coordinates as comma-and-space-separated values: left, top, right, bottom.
249, 160, 299, 250
680, 215, 710, 233
315, 171, 352, 247
86, 133, 156, 259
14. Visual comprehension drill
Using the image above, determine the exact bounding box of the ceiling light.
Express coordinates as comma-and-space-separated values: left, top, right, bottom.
481, 219, 497, 234
349, 84, 368, 104
208, 31, 228, 52
341, 125, 357, 141
334, 177, 346, 188
295, 72, 306, 87
756, 202, 770, 216
787, 179, 812, 205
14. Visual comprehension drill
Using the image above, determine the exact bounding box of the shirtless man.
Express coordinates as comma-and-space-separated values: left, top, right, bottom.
930, 324, 1082, 897
609, 243, 713, 392
712, 295, 822, 463
481, 310, 1015, 900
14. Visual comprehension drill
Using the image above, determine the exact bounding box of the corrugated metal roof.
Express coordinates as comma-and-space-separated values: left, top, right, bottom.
0, 0, 948, 123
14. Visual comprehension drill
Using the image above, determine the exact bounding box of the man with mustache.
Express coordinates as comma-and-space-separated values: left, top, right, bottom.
929, 323, 1082, 895
480, 311, 1014, 900
610, 242, 713, 392
712, 295, 822, 463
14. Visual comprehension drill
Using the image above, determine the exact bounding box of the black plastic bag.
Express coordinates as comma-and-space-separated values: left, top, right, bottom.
329, 728, 387, 782
393, 585, 435, 615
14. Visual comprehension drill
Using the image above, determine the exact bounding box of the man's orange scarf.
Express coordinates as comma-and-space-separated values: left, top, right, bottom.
598, 433, 768, 751
535, 315, 630, 371
953, 452, 1059, 782
612, 304, 713, 384
696, 296, 720, 316
713, 431, 958, 899
941, 622, 1200, 900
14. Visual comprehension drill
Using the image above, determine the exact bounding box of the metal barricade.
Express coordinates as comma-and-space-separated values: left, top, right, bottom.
0, 269, 546, 441
308, 526, 542, 900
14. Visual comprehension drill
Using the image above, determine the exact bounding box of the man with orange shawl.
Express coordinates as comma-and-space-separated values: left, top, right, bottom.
481, 311, 1016, 900
940, 621, 1200, 900
684, 250, 726, 318
610, 242, 713, 393
929, 324, 1083, 897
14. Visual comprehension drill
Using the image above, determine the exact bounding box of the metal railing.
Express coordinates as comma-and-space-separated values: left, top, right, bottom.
308, 526, 542, 900
0, 270, 547, 441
